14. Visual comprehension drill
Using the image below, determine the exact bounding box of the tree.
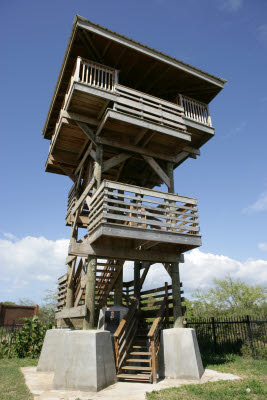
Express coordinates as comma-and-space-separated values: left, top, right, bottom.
18, 289, 57, 324
186, 276, 266, 319
38, 289, 57, 324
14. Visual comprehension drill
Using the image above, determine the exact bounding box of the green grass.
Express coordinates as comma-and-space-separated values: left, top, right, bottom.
146, 355, 267, 400
0, 358, 37, 400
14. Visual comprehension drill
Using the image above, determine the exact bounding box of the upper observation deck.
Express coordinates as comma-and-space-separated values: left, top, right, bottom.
43, 16, 226, 186
45, 56, 216, 187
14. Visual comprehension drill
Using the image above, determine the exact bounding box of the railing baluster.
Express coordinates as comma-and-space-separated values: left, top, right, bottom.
178, 93, 211, 127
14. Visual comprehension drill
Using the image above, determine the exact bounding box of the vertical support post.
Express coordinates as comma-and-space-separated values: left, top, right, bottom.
83, 256, 97, 330
93, 144, 103, 193
84, 143, 103, 329
167, 161, 183, 328
165, 282, 169, 328
65, 258, 76, 308
114, 268, 123, 306
134, 261, 141, 299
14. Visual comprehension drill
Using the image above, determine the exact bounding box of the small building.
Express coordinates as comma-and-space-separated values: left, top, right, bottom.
0, 303, 39, 325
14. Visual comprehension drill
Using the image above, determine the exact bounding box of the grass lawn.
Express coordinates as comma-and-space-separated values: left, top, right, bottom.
0, 358, 38, 400
146, 354, 267, 400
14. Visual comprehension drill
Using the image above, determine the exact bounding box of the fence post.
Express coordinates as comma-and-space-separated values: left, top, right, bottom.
246, 315, 255, 358
211, 317, 217, 353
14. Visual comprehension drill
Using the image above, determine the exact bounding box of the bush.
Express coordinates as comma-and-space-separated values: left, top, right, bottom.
11, 317, 51, 358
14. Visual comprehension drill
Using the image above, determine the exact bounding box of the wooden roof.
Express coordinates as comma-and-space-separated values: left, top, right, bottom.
42, 15, 226, 140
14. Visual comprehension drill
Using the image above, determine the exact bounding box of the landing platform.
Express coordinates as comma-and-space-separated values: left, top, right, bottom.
21, 367, 240, 400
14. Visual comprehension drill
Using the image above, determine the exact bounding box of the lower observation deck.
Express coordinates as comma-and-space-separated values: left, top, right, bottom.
69, 180, 201, 262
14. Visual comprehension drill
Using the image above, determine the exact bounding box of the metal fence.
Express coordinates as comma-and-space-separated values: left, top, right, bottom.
0, 322, 24, 347
186, 315, 267, 359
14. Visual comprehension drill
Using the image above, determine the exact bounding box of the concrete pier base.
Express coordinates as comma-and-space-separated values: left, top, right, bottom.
37, 329, 70, 372
52, 330, 117, 392
159, 328, 204, 380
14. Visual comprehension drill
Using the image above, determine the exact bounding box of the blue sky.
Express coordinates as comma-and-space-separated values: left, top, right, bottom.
0, 0, 267, 303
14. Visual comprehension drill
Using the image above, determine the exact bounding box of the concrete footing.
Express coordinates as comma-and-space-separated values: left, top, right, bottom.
52, 330, 116, 392
37, 329, 70, 372
159, 328, 204, 380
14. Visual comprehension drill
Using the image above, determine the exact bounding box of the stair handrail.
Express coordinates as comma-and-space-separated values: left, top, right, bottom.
114, 299, 139, 372
147, 296, 168, 383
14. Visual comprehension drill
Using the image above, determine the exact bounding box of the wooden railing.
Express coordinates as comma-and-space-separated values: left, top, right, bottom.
147, 297, 168, 383
56, 273, 68, 310
115, 84, 186, 131
73, 57, 118, 92
178, 94, 212, 127
88, 180, 200, 236
114, 300, 139, 372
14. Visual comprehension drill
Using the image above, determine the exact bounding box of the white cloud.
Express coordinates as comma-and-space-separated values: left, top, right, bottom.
219, 0, 243, 12
125, 248, 267, 297
258, 242, 267, 251
1, 235, 266, 302
243, 191, 267, 213
0, 234, 68, 299
3, 232, 18, 241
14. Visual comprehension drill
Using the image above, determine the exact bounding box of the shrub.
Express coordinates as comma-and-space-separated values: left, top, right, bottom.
11, 317, 51, 358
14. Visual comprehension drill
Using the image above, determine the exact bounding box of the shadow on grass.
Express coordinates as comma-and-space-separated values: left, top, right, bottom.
201, 352, 238, 368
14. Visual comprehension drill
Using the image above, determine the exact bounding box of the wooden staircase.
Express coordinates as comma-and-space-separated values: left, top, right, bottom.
70, 258, 124, 310
96, 259, 124, 307
114, 297, 168, 383
117, 326, 153, 382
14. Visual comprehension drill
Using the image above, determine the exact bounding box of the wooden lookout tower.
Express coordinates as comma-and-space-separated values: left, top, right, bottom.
42, 16, 226, 384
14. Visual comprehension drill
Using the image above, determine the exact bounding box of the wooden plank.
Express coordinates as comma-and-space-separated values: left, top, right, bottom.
104, 109, 191, 142
55, 305, 87, 319
58, 273, 68, 284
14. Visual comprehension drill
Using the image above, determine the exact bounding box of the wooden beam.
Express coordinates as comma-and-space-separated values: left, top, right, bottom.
75, 143, 93, 175
97, 136, 177, 163
140, 262, 150, 289
70, 176, 95, 216
174, 151, 190, 164
52, 161, 75, 181
69, 240, 181, 263
83, 31, 103, 63
55, 305, 87, 319
103, 153, 131, 173
134, 128, 149, 145
142, 155, 170, 187
61, 110, 99, 127
76, 121, 97, 145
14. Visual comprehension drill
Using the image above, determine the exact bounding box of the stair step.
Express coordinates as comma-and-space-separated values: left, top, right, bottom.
131, 345, 149, 349
126, 359, 151, 363
121, 366, 152, 371
117, 374, 151, 381
129, 352, 152, 356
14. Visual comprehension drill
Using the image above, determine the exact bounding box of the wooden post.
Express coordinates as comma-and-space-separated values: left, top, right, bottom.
93, 144, 103, 193
134, 261, 141, 299
84, 143, 103, 329
65, 258, 76, 308
167, 162, 183, 328
83, 255, 97, 329
114, 269, 123, 305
